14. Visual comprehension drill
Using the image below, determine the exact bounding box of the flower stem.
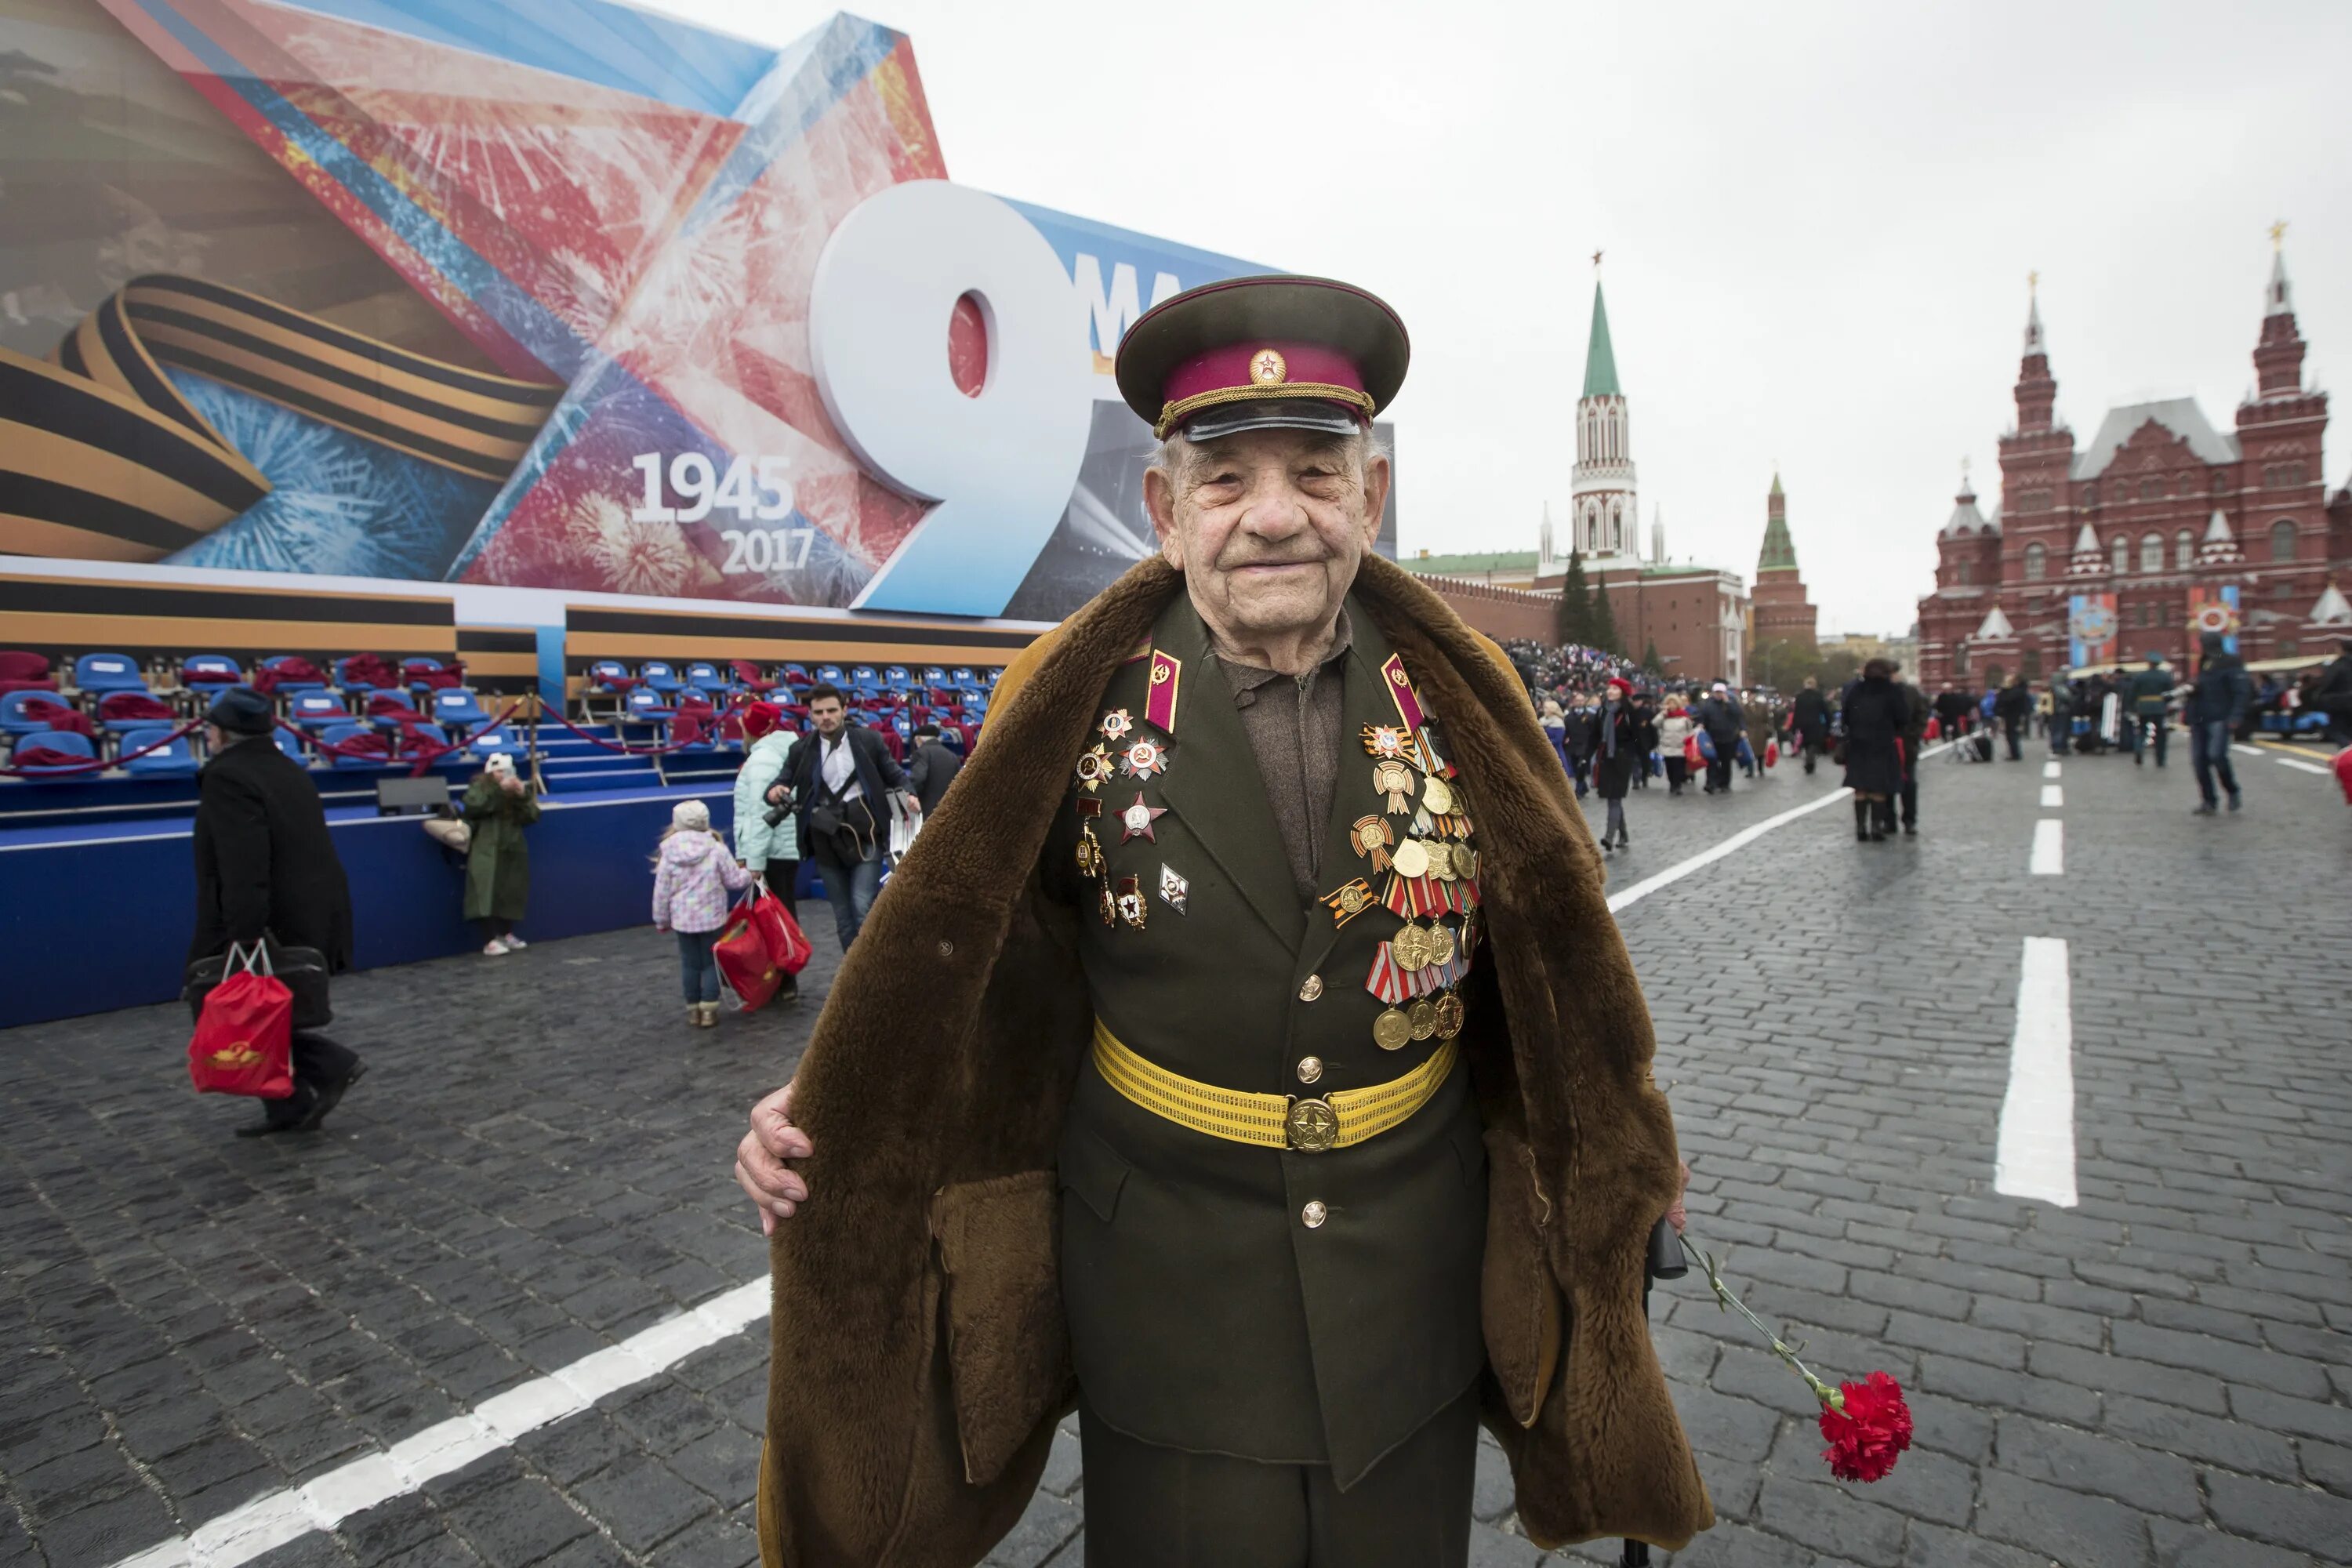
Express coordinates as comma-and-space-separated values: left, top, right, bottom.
1678, 1232, 1846, 1413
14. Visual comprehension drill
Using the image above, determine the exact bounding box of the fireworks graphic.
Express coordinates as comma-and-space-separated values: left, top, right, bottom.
563, 492, 695, 597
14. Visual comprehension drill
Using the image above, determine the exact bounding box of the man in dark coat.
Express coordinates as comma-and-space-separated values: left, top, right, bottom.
1841, 660, 1910, 841
783, 683, 906, 949
1696, 681, 1743, 793
2125, 652, 2174, 767
187, 687, 363, 1136
1993, 673, 2033, 760
1791, 676, 1830, 774
1895, 665, 1929, 835
906, 722, 964, 815
2307, 637, 2352, 744
2187, 632, 2252, 815
731, 276, 1708, 1566
2047, 677, 2076, 756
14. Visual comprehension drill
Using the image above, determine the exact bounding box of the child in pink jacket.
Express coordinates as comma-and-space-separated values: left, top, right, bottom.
652, 799, 750, 1028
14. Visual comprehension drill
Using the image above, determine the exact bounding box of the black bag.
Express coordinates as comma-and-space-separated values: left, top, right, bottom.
1970, 732, 1994, 763
185, 935, 332, 1029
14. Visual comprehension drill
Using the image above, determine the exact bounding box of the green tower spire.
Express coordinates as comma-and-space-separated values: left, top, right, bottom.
1581, 281, 1621, 398
1758, 471, 1798, 572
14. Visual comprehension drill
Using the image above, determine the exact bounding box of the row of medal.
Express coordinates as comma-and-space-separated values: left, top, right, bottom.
1073, 706, 1182, 930
1341, 714, 1480, 1051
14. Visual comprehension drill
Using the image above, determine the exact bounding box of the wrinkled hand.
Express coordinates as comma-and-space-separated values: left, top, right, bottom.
1668, 1159, 1690, 1234
735, 1080, 811, 1235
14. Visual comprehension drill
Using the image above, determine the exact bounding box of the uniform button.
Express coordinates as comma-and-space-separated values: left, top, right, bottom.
1301, 1200, 1328, 1229
1297, 1055, 1324, 1084
1298, 975, 1324, 1002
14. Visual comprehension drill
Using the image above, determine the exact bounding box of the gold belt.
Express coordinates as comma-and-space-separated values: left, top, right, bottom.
1091, 1018, 1456, 1153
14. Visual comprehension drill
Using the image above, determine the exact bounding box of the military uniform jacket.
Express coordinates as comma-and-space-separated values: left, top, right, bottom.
1042, 593, 1486, 1482
756, 556, 1711, 1568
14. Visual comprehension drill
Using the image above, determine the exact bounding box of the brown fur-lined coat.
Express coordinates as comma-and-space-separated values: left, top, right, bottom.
756, 555, 1712, 1565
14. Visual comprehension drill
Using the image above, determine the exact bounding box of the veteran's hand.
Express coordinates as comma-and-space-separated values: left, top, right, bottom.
1667, 1159, 1690, 1234
736, 1080, 811, 1235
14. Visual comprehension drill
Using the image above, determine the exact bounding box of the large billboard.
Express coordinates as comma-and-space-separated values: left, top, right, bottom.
0, 0, 1394, 622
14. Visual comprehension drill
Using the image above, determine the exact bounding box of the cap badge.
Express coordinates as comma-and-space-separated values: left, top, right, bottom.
1249, 348, 1288, 386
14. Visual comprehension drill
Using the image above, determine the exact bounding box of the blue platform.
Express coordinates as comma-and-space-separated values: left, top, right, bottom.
0, 721, 770, 1029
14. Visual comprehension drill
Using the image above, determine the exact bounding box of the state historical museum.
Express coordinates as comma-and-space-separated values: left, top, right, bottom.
1916, 242, 2352, 691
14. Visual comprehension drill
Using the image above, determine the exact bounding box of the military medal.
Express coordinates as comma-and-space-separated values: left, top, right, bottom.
1157, 862, 1189, 914
1118, 736, 1171, 779
1451, 842, 1478, 880
1350, 815, 1394, 873
1433, 991, 1465, 1040
1391, 837, 1431, 880
1426, 844, 1457, 882
1372, 1007, 1412, 1051
1390, 918, 1432, 973
1119, 791, 1167, 844
1321, 877, 1375, 927
1098, 879, 1118, 927
1420, 773, 1455, 815
1115, 874, 1147, 929
1360, 723, 1422, 768
1425, 920, 1457, 968
1098, 708, 1134, 742
1075, 800, 1106, 880
1373, 758, 1414, 814
1408, 998, 1439, 1041
1074, 743, 1112, 793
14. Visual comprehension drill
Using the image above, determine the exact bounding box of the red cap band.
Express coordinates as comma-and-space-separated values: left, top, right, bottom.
1161, 339, 1366, 408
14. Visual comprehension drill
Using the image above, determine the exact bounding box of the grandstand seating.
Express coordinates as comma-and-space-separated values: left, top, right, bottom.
0, 652, 57, 696
261, 655, 331, 695
10, 730, 96, 777
468, 728, 524, 760
74, 652, 152, 697
430, 687, 492, 735
623, 688, 673, 724
1, 691, 76, 736
639, 662, 684, 695
686, 661, 731, 698
180, 655, 245, 695
318, 722, 392, 769
271, 728, 309, 763
290, 693, 354, 730
118, 724, 200, 778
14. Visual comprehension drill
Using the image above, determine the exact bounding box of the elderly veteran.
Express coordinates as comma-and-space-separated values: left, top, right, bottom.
734, 275, 1708, 1566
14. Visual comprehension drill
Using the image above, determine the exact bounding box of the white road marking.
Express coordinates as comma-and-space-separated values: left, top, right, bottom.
2275, 757, 2331, 775
2040, 785, 2063, 808
108, 1280, 772, 1568
2042, 761, 2062, 779
2029, 818, 2063, 876
1995, 937, 2078, 1208
1606, 740, 1955, 915
2233, 744, 2263, 757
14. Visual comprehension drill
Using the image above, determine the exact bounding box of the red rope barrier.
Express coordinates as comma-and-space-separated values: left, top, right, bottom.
0, 716, 209, 777
544, 705, 733, 757
285, 702, 524, 776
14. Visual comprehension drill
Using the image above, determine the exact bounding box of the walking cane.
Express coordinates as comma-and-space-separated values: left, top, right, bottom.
1621, 1214, 1690, 1568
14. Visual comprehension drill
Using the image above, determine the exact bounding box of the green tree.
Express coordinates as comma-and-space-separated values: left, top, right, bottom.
1589, 575, 1622, 654
1554, 552, 1592, 647
1642, 639, 1663, 674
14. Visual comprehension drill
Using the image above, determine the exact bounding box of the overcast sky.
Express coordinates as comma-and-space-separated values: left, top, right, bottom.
658, 0, 2349, 635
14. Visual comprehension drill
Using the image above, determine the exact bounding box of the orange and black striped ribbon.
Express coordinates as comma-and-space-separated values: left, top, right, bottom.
0, 274, 562, 563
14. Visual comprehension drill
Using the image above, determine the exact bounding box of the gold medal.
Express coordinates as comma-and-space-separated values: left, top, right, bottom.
1421, 774, 1454, 815
1076, 829, 1104, 880
1408, 998, 1439, 1041
1321, 877, 1374, 927
1373, 1006, 1412, 1051
1392, 837, 1431, 880
1426, 844, 1456, 881
1114, 874, 1148, 929
1425, 920, 1456, 968
1351, 815, 1394, 873
1451, 841, 1478, 880
1098, 880, 1118, 927
1373, 758, 1414, 814
1073, 743, 1112, 793
1434, 991, 1465, 1039
1391, 919, 1432, 973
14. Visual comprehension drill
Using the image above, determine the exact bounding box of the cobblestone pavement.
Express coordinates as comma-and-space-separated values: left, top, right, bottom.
3, 742, 2347, 1568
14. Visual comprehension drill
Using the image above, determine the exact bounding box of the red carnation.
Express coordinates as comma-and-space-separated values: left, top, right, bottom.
1818, 1371, 1914, 1483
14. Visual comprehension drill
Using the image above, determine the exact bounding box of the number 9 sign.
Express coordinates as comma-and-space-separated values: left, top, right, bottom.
811, 180, 1095, 617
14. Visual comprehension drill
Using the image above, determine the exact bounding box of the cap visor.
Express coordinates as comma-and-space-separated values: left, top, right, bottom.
1179, 398, 1366, 443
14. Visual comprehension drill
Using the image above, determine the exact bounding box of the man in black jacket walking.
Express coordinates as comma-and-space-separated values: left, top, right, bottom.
188, 687, 364, 1136
2187, 633, 2252, 815
784, 684, 906, 949
905, 724, 964, 815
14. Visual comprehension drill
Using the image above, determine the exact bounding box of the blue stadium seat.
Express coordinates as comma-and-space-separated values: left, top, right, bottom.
119, 724, 200, 777
588, 660, 632, 691
12, 729, 96, 776
814, 664, 846, 687
181, 655, 244, 693
950, 666, 976, 686
624, 688, 674, 723
686, 661, 731, 698
668, 717, 716, 753
922, 666, 948, 687
1, 690, 76, 735
468, 728, 522, 760
430, 687, 492, 735
74, 652, 151, 696
638, 661, 684, 695
289, 693, 353, 730
318, 722, 395, 769
883, 665, 913, 691
334, 656, 391, 696
261, 655, 330, 695
271, 728, 310, 764
848, 664, 881, 695
984, 667, 1003, 688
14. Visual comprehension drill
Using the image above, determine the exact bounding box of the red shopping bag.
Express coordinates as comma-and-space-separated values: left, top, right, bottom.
2332, 746, 2352, 806
1765, 739, 1779, 768
1923, 717, 1941, 741
749, 887, 813, 977
1682, 734, 1704, 767
187, 944, 293, 1097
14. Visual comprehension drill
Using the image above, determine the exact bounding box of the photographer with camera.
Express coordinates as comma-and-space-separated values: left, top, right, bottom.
779, 684, 903, 951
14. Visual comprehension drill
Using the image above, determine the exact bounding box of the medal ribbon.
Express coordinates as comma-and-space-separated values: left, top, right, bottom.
1366, 942, 1472, 1003
1381, 655, 1428, 740
1145, 649, 1181, 733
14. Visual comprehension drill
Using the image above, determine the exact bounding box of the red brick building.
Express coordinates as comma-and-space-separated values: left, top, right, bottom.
1916, 245, 2352, 691
1748, 472, 1818, 655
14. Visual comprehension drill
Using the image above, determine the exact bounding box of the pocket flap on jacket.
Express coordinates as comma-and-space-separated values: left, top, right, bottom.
929, 1171, 1069, 1486
1057, 1124, 1131, 1224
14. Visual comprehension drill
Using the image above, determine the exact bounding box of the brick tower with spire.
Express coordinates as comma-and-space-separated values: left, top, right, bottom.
1749, 471, 1818, 662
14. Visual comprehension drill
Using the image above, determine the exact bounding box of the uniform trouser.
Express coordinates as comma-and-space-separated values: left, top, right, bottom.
1079, 1383, 1479, 1568
264, 1033, 360, 1128
2132, 717, 2169, 765
2190, 720, 2238, 805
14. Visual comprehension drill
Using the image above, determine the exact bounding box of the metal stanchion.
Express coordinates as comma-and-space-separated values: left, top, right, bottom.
1621, 1215, 1690, 1567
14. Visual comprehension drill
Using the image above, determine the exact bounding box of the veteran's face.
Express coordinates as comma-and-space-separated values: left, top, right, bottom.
1145, 426, 1390, 648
